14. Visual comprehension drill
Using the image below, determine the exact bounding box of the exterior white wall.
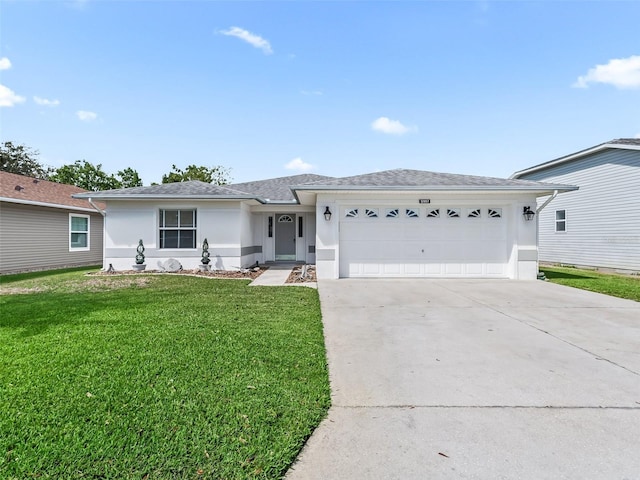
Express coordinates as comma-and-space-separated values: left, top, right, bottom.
519, 148, 640, 272
103, 200, 245, 271
314, 192, 539, 280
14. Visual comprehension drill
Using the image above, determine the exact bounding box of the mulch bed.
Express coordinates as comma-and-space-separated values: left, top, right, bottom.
286, 265, 317, 284
91, 267, 267, 280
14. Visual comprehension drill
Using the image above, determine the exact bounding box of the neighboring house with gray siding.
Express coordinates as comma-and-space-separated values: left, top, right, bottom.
511, 139, 640, 273
0, 171, 104, 274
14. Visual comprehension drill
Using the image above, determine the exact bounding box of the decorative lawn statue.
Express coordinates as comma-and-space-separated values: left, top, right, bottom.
200, 238, 211, 271
133, 239, 146, 271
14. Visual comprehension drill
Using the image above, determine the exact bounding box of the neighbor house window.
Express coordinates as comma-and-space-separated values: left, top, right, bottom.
69, 214, 90, 251
555, 210, 566, 232
159, 209, 197, 248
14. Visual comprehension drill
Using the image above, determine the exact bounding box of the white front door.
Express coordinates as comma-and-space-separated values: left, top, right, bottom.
275, 214, 296, 260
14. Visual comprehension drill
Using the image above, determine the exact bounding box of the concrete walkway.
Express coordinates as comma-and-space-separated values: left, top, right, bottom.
286, 279, 640, 479
249, 263, 317, 287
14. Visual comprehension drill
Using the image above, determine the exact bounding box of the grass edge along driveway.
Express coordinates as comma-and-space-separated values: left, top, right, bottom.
540, 265, 640, 302
0, 269, 330, 479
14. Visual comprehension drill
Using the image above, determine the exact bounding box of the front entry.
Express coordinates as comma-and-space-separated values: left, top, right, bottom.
275, 214, 296, 260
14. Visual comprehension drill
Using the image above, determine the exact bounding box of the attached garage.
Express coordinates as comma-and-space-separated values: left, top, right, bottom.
339, 204, 509, 277
292, 169, 578, 280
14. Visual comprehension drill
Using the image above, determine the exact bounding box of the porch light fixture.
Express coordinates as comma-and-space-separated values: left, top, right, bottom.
523, 206, 535, 221
324, 206, 332, 221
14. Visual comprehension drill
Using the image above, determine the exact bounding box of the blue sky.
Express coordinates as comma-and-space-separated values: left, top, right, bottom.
1, 1, 639, 185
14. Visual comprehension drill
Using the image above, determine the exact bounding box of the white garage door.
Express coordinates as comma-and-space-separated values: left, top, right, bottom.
339, 206, 510, 278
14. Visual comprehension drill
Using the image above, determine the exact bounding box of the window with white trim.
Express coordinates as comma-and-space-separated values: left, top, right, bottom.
69, 214, 90, 251
159, 209, 197, 248
555, 210, 566, 232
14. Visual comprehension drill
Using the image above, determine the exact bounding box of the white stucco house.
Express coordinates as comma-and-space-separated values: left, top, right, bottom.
511, 139, 640, 274
73, 169, 576, 280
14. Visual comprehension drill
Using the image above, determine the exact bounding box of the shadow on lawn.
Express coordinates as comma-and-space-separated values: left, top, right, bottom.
0, 290, 154, 338
541, 269, 597, 280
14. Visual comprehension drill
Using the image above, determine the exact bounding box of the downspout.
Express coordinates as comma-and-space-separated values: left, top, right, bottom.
88, 198, 106, 217
534, 190, 557, 280
87, 198, 107, 271
536, 190, 558, 213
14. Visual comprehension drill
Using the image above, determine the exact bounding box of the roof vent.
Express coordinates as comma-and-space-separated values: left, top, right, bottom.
15, 185, 24, 191
33, 179, 39, 184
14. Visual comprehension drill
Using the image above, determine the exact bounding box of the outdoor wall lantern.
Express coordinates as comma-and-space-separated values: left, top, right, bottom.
523, 206, 536, 221
324, 206, 332, 221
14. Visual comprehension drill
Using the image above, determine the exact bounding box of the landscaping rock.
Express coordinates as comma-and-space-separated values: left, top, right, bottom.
159, 258, 182, 272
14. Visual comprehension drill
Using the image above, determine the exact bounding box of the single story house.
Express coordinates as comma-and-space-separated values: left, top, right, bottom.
0, 171, 105, 274
73, 169, 576, 280
511, 139, 640, 273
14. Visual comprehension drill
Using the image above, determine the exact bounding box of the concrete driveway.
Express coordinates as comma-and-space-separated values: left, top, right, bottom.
286, 279, 640, 479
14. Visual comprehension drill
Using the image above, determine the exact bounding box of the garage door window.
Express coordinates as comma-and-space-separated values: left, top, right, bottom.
488, 208, 502, 218
345, 209, 359, 218
467, 209, 481, 218
447, 208, 461, 218
427, 208, 440, 218
405, 209, 419, 218
386, 209, 399, 218
365, 208, 379, 218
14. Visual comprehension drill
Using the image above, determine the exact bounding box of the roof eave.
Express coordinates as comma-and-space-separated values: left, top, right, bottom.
1, 197, 100, 212
292, 185, 578, 193
511, 142, 640, 179
72, 193, 267, 203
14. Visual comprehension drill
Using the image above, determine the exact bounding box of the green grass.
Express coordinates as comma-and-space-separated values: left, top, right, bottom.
540, 265, 640, 302
0, 270, 330, 479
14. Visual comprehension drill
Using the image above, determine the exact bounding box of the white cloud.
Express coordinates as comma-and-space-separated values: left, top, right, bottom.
573, 55, 640, 89
285, 157, 315, 172
0, 57, 11, 70
76, 110, 97, 121
0, 84, 26, 107
635, 132, 640, 139
34, 96, 61, 107
371, 116, 417, 135
220, 26, 273, 55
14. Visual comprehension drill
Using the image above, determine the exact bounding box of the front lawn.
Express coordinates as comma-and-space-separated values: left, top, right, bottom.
540, 265, 640, 302
0, 269, 330, 479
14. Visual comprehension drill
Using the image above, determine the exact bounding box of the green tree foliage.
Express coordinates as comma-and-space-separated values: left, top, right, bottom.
49, 160, 143, 191
117, 167, 143, 188
0, 141, 51, 178
161, 164, 231, 185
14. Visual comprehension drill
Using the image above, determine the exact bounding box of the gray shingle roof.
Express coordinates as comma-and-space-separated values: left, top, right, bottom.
75, 169, 576, 201
293, 169, 572, 190
74, 180, 255, 199
511, 138, 640, 178
228, 174, 335, 202
609, 138, 640, 146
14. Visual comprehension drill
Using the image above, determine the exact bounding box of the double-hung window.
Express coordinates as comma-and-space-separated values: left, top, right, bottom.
159, 209, 197, 248
555, 210, 566, 232
69, 214, 90, 251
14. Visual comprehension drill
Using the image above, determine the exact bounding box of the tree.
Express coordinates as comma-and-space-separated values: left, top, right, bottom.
117, 167, 143, 188
49, 160, 123, 191
0, 141, 51, 178
161, 164, 231, 185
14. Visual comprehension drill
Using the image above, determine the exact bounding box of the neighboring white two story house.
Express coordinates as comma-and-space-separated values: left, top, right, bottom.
511, 139, 640, 274
74, 169, 576, 280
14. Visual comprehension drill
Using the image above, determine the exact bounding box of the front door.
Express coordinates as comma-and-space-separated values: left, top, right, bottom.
275, 214, 296, 260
